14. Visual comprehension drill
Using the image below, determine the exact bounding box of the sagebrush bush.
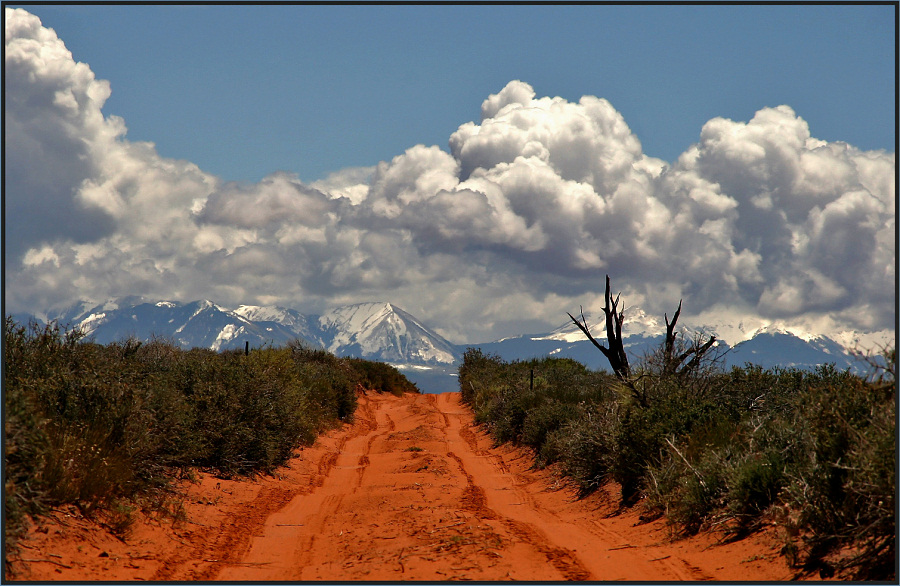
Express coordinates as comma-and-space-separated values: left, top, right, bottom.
778, 359, 896, 579
458, 340, 896, 580
555, 404, 618, 497
3, 317, 417, 565
346, 357, 419, 396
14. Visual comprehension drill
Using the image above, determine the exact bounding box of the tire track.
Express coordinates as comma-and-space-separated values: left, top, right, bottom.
446, 449, 591, 580
26, 391, 793, 582
214, 392, 385, 581
444, 414, 592, 581
432, 392, 715, 581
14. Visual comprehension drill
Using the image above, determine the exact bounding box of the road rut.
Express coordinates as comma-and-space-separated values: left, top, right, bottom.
8, 391, 795, 581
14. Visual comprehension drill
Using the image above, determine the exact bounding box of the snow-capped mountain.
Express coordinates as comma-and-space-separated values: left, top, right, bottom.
44, 299, 302, 351
316, 302, 458, 365
231, 302, 459, 364
25, 298, 459, 365
725, 329, 870, 371
232, 305, 321, 343
13, 299, 889, 385
469, 314, 884, 375
534, 306, 672, 343
44, 295, 149, 328
479, 308, 723, 371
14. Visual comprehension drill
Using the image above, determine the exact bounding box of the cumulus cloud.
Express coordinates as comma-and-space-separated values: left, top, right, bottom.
5, 8, 895, 342
4, 8, 121, 259
196, 172, 338, 229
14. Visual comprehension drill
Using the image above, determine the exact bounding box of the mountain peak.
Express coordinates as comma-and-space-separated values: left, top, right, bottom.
319, 302, 399, 333
234, 304, 290, 321
318, 302, 457, 365
191, 299, 229, 312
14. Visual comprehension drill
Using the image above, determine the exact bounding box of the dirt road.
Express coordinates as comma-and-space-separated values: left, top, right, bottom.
9, 391, 795, 581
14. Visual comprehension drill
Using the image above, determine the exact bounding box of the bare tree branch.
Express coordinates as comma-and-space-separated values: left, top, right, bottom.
679, 336, 717, 377
567, 307, 611, 361
570, 276, 719, 408
569, 275, 638, 402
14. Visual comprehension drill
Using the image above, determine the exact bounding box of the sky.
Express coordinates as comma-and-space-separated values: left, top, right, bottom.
3, 4, 897, 345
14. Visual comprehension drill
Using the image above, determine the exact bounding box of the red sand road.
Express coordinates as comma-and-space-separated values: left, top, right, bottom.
7, 391, 797, 581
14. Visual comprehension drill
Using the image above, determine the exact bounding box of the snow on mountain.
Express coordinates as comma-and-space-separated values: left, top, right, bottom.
232, 305, 321, 342
679, 316, 762, 347
472, 307, 884, 375
39, 299, 301, 351
726, 331, 860, 371
231, 302, 459, 364
535, 305, 718, 344
25, 298, 459, 365
831, 329, 895, 354
317, 302, 459, 365
46, 296, 148, 330
12, 298, 890, 378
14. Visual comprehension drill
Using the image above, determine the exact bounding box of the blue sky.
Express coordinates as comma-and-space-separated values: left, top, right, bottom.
4, 4, 896, 344
14, 4, 896, 183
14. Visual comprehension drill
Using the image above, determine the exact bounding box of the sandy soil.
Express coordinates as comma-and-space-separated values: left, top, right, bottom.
7, 391, 798, 581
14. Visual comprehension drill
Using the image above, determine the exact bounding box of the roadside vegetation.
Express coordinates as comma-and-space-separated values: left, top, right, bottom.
459, 284, 895, 582
345, 356, 419, 396
3, 317, 418, 565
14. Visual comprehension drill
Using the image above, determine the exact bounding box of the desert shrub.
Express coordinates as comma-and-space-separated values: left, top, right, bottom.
777, 357, 896, 579
458, 347, 509, 416
459, 352, 611, 451
521, 401, 581, 463
643, 357, 895, 579
175, 348, 314, 475
3, 317, 412, 566
459, 333, 895, 580
289, 346, 357, 431
726, 449, 784, 523
600, 364, 739, 504
555, 403, 619, 496
346, 358, 419, 396
5, 323, 163, 511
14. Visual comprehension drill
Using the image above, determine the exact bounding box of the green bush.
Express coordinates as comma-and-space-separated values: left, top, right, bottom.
3, 317, 416, 564
778, 359, 896, 579
346, 358, 419, 396
458, 340, 896, 580
555, 404, 618, 497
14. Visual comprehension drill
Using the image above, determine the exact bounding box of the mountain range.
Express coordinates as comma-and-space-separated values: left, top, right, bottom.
23, 298, 457, 365
13, 298, 891, 393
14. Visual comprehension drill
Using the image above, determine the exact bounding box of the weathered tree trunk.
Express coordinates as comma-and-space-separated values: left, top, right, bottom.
569, 275, 718, 408
662, 299, 717, 379
568, 275, 633, 386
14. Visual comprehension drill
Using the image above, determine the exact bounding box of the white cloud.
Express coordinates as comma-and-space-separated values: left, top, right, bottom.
196, 172, 337, 229
309, 166, 375, 205
4, 8, 895, 342
4, 8, 122, 259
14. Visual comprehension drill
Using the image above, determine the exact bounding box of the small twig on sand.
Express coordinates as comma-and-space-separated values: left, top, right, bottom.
203, 559, 272, 566
21, 558, 73, 569
431, 520, 465, 532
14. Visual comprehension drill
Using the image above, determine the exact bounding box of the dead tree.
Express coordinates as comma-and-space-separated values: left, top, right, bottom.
662, 300, 717, 379
568, 275, 632, 383
569, 276, 718, 407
